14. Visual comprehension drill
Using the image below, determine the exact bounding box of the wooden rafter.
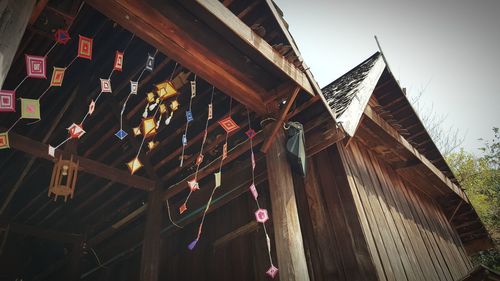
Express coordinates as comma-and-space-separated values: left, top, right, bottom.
7, 131, 155, 191
86, 0, 269, 114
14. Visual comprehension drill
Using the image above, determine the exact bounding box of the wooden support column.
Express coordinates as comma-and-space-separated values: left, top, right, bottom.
0, 0, 36, 88
140, 186, 163, 281
67, 239, 86, 281
264, 124, 310, 281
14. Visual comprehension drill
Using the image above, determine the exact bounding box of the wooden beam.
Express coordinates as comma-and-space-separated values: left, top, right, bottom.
1, 222, 82, 243
86, 0, 268, 114
264, 124, 310, 281
261, 85, 300, 153
182, 0, 314, 95
363, 106, 468, 202
213, 220, 259, 249
28, 0, 49, 25
7, 131, 155, 191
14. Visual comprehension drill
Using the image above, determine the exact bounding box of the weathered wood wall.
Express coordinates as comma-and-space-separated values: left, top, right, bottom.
338, 139, 473, 281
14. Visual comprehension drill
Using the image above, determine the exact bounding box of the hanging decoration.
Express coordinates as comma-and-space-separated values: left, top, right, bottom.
49, 33, 136, 157
20, 98, 41, 120
117, 50, 157, 141
25, 54, 47, 79
126, 62, 179, 174
0, 3, 87, 148
54, 29, 71, 45
50, 67, 66, 87
0, 132, 9, 150
114, 51, 124, 71
48, 155, 79, 202
0, 90, 15, 112
77, 35, 93, 60
179, 86, 215, 215
186, 95, 232, 251
179, 75, 198, 167
244, 108, 279, 278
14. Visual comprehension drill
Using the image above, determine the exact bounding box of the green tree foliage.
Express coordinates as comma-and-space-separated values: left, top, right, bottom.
446, 127, 500, 270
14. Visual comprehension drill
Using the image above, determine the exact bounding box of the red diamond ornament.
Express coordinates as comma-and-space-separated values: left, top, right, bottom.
68, 123, 85, 139
54, 29, 70, 44
77, 35, 93, 60
218, 116, 239, 133
114, 51, 124, 71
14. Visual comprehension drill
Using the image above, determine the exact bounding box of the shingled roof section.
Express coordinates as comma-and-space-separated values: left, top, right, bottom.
322, 52, 381, 118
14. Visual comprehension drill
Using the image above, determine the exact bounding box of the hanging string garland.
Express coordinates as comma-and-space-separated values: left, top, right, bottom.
49, 33, 136, 155
115, 49, 158, 141
126, 62, 179, 174
179, 86, 216, 215
186, 94, 230, 250
179, 75, 198, 167
245, 107, 279, 279
0, 3, 86, 150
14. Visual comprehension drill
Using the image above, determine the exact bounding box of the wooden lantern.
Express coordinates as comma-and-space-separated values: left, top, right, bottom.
48, 155, 79, 202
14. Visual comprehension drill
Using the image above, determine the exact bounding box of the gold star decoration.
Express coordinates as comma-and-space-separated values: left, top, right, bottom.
155, 81, 177, 100
141, 117, 157, 138
127, 157, 143, 174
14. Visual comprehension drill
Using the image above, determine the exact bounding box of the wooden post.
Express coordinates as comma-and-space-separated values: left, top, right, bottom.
140, 187, 163, 281
66, 239, 85, 280
0, 0, 36, 88
265, 124, 310, 281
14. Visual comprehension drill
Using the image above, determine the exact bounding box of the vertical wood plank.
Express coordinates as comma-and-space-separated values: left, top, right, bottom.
140, 187, 162, 281
337, 142, 389, 281
265, 125, 310, 281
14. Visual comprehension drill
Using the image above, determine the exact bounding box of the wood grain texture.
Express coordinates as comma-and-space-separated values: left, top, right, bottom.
265, 125, 310, 281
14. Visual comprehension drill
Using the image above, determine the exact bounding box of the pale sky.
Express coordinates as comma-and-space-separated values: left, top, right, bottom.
275, 0, 500, 155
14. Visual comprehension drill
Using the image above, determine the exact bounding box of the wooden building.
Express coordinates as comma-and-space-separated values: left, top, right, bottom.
0, 1, 494, 281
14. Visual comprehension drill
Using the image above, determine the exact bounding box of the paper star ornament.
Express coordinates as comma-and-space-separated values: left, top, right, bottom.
156, 81, 177, 100
20, 98, 40, 120
25, 55, 46, 79
68, 123, 85, 139
218, 116, 239, 133
54, 29, 70, 44
170, 100, 179, 111
50, 67, 66, 87
141, 117, 157, 138
0, 90, 15, 112
100, 78, 112, 93
133, 127, 141, 136
114, 51, 124, 71
127, 157, 143, 174
0, 133, 9, 150
77, 35, 93, 59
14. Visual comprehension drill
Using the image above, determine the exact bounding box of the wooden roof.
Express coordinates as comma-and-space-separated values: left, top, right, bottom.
322, 52, 494, 253
0, 0, 333, 279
